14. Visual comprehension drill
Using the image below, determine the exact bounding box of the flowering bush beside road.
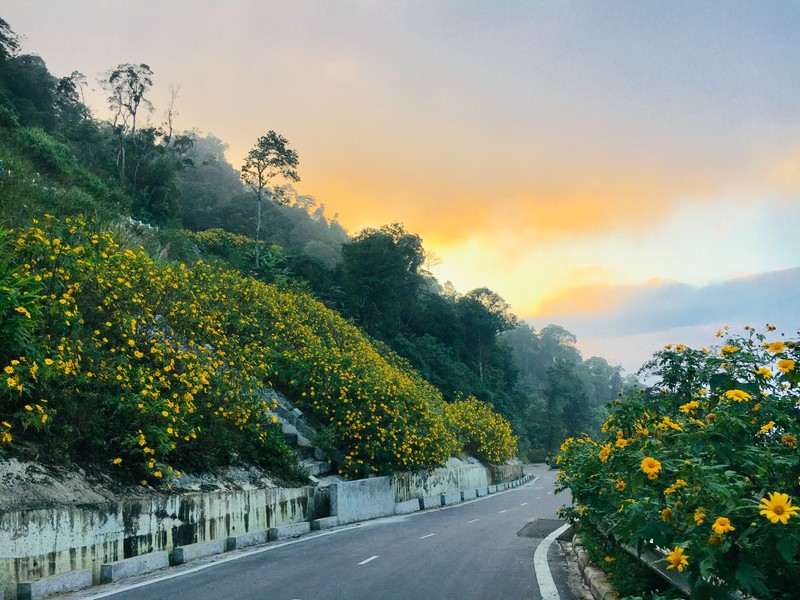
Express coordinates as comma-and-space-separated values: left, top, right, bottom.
557, 326, 799, 598
0, 216, 517, 483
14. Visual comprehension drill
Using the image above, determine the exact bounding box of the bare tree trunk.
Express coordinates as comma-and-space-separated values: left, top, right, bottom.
255, 189, 262, 268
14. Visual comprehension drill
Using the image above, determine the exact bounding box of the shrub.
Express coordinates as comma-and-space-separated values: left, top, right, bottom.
16, 127, 78, 178
444, 395, 517, 463
557, 326, 800, 598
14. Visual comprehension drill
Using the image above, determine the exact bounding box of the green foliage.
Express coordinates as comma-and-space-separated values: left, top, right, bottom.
337, 223, 427, 338
577, 523, 675, 599
16, 127, 78, 176
0, 228, 41, 366
0, 126, 125, 227
0, 17, 20, 62
558, 327, 800, 599
0, 54, 57, 131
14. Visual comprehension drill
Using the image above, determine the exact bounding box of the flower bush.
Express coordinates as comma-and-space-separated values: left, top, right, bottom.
444, 395, 517, 464
557, 326, 800, 598
0, 216, 517, 481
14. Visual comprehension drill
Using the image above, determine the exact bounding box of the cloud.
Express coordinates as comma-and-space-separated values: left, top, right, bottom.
535, 268, 800, 336
530, 268, 800, 372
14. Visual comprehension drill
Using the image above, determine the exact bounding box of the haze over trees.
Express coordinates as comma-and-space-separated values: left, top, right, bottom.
0, 16, 629, 467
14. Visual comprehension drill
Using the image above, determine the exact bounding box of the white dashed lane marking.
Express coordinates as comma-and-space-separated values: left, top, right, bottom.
358, 555, 379, 565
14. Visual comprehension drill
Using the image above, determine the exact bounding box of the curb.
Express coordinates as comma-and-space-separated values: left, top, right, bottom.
226, 530, 269, 551
572, 535, 620, 600
172, 539, 225, 565
100, 551, 169, 582
17, 570, 93, 600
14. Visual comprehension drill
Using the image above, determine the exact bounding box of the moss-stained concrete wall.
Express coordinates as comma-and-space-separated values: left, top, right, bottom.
393, 457, 492, 503
487, 461, 524, 485
0, 486, 312, 599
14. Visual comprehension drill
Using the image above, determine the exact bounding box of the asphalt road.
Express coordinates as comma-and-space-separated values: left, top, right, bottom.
66, 465, 575, 600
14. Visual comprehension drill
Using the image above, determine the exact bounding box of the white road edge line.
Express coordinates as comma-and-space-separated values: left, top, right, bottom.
359, 555, 379, 565
534, 523, 571, 600
420, 533, 435, 539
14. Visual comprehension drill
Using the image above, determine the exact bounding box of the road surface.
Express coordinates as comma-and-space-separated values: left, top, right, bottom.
64, 464, 575, 600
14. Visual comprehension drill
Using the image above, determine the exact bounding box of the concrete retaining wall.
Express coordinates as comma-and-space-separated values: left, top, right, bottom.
330, 477, 394, 525
0, 486, 313, 599
487, 461, 524, 484
392, 458, 490, 503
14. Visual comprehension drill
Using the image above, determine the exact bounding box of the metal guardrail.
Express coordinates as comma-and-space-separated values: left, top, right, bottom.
589, 524, 748, 600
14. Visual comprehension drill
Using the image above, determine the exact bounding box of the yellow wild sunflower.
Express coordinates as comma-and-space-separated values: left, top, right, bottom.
666, 547, 689, 572
641, 456, 662, 480
759, 492, 800, 525
711, 517, 735, 535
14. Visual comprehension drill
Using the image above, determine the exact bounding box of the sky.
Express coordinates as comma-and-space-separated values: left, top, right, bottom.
4, 1, 799, 373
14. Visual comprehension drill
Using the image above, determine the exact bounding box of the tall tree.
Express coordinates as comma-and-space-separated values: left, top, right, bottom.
0, 54, 57, 130
337, 223, 426, 338
457, 287, 517, 382
101, 63, 153, 134
0, 17, 20, 63
99, 63, 154, 186
240, 131, 299, 267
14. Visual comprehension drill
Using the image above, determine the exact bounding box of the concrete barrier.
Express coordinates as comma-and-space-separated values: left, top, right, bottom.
475, 487, 487, 497
461, 489, 477, 501
17, 569, 92, 600
419, 496, 440, 509
311, 517, 339, 531
488, 485, 498, 493
100, 551, 169, 582
394, 499, 420, 515
330, 477, 394, 525
440, 492, 462, 506
225, 531, 268, 551
268, 522, 310, 541
172, 540, 225, 564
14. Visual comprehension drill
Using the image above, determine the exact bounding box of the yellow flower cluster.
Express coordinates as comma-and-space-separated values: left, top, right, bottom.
443, 396, 517, 464
1, 217, 518, 480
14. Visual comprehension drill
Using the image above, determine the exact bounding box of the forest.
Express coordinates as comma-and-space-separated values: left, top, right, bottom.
0, 16, 633, 480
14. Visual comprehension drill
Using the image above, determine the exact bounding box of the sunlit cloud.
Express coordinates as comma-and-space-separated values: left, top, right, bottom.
530, 268, 800, 372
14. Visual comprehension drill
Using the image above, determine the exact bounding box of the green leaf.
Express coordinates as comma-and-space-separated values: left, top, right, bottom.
735, 561, 770, 596
699, 556, 716, 579
777, 536, 797, 563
